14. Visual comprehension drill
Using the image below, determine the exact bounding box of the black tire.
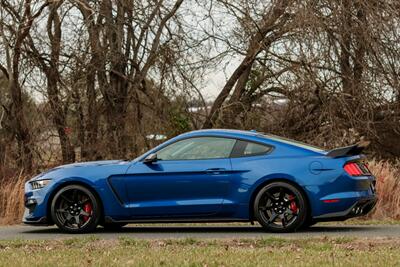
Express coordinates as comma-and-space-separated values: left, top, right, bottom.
101, 223, 127, 231
253, 181, 308, 233
51, 185, 101, 233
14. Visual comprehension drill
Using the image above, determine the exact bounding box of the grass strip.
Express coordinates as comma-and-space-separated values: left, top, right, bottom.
0, 236, 400, 266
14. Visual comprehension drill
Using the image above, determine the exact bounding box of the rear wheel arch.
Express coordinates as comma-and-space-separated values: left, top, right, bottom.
46, 181, 104, 225
249, 178, 312, 222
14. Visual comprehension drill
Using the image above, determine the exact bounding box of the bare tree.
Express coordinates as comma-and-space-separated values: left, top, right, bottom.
0, 0, 48, 170
202, 0, 295, 128
75, 0, 185, 158
1, 0, 400, 175
27, 0, 75, 163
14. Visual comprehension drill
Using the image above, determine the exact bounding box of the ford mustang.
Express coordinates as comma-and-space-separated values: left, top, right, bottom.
23, 129, 377, 233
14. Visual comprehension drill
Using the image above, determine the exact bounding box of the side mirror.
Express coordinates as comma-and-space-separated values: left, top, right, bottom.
143, 153, 158, 163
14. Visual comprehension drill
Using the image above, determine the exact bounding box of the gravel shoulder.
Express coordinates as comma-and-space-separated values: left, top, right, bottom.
1, 223, 400, 240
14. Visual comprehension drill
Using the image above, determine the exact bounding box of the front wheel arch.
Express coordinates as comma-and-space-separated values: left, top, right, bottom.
249, 178, 312, 222
46, 181, 104, 225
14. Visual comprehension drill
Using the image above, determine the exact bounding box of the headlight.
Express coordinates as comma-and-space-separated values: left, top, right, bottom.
30, 179, 52, 190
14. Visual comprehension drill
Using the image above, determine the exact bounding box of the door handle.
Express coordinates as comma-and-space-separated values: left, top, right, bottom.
205, 168, 226, 175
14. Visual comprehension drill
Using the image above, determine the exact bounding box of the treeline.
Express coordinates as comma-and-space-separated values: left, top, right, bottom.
0, 0, 399, 174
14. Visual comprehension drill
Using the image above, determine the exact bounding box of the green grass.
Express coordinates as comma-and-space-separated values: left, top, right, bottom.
1, 236, 400, 266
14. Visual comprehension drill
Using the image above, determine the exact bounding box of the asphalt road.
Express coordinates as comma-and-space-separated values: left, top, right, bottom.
0, 224, 399, 240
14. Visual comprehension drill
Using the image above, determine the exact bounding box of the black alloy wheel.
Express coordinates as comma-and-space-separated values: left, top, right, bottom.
51, 185, 101, 233
254, 181, 307, 232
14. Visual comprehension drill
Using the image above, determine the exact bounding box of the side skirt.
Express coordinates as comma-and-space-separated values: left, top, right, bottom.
104, 216, 250, 224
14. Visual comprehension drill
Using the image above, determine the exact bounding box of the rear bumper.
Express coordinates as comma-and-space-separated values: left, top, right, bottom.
313, 196, 377, 221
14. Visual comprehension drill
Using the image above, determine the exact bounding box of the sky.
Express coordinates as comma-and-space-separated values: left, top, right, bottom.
202, 58, 241, 100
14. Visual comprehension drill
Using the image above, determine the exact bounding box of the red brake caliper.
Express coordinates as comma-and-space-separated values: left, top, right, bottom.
288, 195, 298, 214
83, 203, 92, 222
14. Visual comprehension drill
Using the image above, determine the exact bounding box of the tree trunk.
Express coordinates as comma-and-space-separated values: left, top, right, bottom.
9, 80, 33, 170
47, 1, 75, 163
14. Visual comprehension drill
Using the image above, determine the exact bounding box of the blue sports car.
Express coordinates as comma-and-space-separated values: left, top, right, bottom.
23, 129, 377, 233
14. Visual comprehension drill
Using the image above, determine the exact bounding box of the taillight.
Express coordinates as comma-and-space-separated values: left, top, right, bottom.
344, 162, 370, 176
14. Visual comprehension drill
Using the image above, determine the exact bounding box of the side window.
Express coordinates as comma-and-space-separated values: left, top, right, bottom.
231, 140, 272, 157
156, 137, 236, 160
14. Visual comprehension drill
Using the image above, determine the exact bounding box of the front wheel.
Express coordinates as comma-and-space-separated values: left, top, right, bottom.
51, 185, 101, 233
254, 182, 308, 233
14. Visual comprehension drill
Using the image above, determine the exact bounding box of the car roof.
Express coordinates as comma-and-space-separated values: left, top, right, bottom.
178, 129, 325, 154
181, 129, 259, 138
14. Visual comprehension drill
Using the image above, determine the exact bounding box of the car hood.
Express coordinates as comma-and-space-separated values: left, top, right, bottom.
31, 160, 130, 181
55, 160, 127, 168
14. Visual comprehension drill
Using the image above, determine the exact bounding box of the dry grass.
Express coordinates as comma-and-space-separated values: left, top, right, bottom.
0, 172, 27, 225
367, 160, 400, 220
0, 160, 399, 225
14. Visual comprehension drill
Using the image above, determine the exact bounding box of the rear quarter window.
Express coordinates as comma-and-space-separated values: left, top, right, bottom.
231, 140, 272, 158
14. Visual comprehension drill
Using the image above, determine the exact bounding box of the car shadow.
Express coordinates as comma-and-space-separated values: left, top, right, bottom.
21, 224, 381, 235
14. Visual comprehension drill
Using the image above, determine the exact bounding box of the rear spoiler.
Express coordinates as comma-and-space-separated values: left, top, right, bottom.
326, 141, 370, 158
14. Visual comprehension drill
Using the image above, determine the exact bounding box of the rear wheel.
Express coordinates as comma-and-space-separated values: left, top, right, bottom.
254, 182, 307, 233
51, 185, 101, 233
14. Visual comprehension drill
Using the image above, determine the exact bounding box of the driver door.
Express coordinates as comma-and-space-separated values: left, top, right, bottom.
124, 137, 236, 218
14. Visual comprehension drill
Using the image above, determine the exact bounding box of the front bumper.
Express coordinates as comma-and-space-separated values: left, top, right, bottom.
22, 215, 48, 225
22, 182, 53, 226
